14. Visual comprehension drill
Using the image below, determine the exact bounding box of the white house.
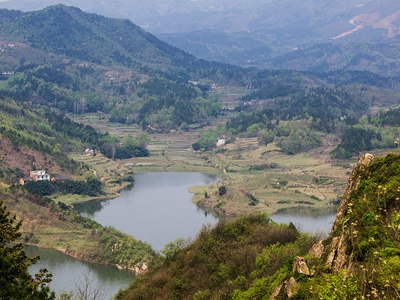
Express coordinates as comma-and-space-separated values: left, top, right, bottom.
29, 170, 51, 181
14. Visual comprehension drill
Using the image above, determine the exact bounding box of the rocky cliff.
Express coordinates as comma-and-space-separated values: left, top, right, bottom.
274, 153, 400, 299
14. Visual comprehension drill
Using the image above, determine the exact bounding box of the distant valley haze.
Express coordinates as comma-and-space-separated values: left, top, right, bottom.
1, 0, 400, 71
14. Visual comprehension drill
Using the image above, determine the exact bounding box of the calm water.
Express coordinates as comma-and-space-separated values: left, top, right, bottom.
76, 172, 219, 251
271, 207, 337, 236
29, 172, 337, 299
26, 245, 134, 300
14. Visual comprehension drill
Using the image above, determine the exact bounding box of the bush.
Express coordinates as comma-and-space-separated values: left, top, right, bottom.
218, 186, 227, 196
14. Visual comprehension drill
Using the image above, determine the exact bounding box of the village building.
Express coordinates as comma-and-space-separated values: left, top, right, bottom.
216, 137, 227, 147
19, 170, 51, 185
84, 148, 95, 156
30, 170, 51, 181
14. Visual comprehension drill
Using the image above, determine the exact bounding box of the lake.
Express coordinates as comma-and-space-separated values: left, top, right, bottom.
76, 172, 220, 251
271, 207, 337, 235
26, 245, 134, 300
29, 172, 337, 299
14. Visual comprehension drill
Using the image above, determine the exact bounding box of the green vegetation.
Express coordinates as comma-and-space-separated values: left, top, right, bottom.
114, 154, 400, 299
293, 154, 400, 299
117, 214, 316, 300
100, 135, 149, 159
24, 177, 102, 197
0, 99, 90, 179
373, 107, 400, 126
0, 189, 158, 269
0, 61, 221, 131
0, 201, 54, 299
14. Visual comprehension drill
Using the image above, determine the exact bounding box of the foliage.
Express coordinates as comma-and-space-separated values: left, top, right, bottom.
277, 87, 366, 132
226, 110, 273, 135
117, 214, 316, 300
275, 123, 322, 155
333, 125, 397, 159
1, 191, 158, 270
297, 154, 400, 299
0, 201, 54, 299
372, 107, 400, 126
194, 129, 220, 151
218, 186, 227, 196
0, 99, 92, 173
100, 136, 149, 159
24, 178, 102, 197
161, 238, 188, 261
241, 71, 303, 101
333, 127, 375, 159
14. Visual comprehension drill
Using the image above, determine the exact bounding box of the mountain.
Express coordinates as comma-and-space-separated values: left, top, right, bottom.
268, 40, 400, 75
0, 5, 200, 71
2, 0, 400, 70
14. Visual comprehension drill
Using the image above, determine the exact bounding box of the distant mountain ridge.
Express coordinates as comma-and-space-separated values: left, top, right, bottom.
1, 0, 400, 70
0, 4, 199, 71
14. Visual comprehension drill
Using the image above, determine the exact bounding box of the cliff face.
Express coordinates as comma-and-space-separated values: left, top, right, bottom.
323, 153, 375, 273
274, 153, 400, 299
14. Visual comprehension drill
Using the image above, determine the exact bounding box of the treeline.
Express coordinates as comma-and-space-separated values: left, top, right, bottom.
210, 86, 398, 158
241, 70, 304, 101
333, 125, 397, 159
24, 177, 102, 197
1, 65, 221, 131
229, 87, 366, 134
100, 135, 149, 159
110, 77, 220, 131
44, 110, 108, 147
277, 87, 365, 132
0, 65, 78, 111
372, 107, 400, 126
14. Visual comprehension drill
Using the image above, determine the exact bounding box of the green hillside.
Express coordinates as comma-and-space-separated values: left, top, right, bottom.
0, 5, 193, 70
117, 154, 400, 299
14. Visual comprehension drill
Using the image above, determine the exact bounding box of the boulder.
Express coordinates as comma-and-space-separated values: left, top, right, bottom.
292, 256, 311, 276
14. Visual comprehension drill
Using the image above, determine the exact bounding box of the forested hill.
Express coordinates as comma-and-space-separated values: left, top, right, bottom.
0, 5, 241, 82
0, 5, 197, 71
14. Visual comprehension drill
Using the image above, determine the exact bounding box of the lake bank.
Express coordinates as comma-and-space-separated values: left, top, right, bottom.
26, 245, 134, 299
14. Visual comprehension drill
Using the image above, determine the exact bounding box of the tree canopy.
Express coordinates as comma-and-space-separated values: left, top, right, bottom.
0, 201, 54, 299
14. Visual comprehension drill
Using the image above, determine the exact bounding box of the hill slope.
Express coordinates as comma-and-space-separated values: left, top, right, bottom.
0, 4, 198, 71
117, 153, 400, 299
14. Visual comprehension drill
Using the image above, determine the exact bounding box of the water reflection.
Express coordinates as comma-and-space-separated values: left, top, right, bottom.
271, 207, 338, 236
25, 246, 134, 300
76, 172, 220, 251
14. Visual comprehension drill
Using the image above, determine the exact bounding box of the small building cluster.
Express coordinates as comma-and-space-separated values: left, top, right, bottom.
216, 136, 227, 147
84, 148, 96, 156
19, 170, 70, 185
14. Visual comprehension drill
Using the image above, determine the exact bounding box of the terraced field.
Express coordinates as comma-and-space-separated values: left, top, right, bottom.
69, 110, 355, 216
191, 136, 350, 215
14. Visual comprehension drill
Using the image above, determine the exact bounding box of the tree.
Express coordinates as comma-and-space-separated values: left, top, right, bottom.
75, 272, 104, 300
0, 201, 54, 299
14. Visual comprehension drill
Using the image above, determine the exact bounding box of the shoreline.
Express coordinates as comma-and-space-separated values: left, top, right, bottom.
24, 242, 148, 275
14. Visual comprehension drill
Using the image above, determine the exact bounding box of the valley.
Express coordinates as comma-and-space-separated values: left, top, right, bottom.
0, 3, 399, 299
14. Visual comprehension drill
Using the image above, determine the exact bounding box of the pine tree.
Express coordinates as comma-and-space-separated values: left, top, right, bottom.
0, 201, 54, 299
